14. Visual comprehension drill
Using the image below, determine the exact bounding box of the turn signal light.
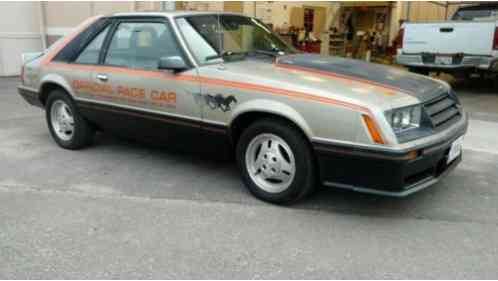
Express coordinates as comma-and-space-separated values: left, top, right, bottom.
362, 115, 385, 145
406, 150, 418, 160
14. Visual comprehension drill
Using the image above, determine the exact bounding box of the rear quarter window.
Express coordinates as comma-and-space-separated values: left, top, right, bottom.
52, 18, 111, 63
74, 26, 110, 64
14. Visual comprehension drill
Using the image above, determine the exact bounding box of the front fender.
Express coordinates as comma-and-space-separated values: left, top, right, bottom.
230, 99, 314, 139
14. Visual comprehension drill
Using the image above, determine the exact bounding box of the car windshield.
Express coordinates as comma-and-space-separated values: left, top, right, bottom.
452, 7, 498, 21
176, 14, 297, 64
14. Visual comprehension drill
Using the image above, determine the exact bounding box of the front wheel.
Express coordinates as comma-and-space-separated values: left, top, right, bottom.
46, 89, 95, 149
236, 119, 316, 204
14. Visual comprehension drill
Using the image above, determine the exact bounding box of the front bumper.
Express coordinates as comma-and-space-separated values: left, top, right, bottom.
396, 53, 498, 72
314, 118, 468, 197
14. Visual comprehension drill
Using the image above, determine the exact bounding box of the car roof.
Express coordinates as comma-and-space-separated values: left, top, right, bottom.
110, 11, 246, 19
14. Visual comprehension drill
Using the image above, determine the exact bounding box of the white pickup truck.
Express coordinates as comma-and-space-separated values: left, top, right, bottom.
396, 4, 498, 77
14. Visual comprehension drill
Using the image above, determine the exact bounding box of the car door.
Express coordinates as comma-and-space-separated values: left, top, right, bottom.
80, 18, 203, 143
64, 18, 112, 102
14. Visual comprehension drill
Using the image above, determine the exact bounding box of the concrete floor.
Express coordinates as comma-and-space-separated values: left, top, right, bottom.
1, 77, 498, 278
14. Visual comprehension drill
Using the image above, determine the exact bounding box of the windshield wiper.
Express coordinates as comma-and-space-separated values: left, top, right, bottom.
251, 50, 281, 57
205, 51, 248, 62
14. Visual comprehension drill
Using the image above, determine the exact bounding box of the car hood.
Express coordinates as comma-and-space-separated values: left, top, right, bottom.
276, 54, 446, 102
214, 54, 447, 110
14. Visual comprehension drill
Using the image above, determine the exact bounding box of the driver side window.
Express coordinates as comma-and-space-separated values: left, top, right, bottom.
104, 21, 183, 70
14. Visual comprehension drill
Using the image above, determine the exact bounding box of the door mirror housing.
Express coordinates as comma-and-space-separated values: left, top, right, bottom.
158, 56, 188, 72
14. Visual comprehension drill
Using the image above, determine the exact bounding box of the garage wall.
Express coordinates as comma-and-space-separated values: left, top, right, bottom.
0, 2, 43, 76
262, 2, 337, 29
401, 2, 461, 22
177, 1, 224, 12
44, 1, 135, 45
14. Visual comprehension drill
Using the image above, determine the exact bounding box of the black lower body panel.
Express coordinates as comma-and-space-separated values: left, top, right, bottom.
313, 134, 465, 196
76, 100, 232, 158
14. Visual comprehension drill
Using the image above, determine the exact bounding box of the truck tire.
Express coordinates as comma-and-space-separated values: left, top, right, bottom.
408, 67, 430, 76
46, 89, 95, 149
236, 118, 316, 204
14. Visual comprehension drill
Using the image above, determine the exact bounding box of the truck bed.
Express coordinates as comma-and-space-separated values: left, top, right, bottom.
402, 20, 497, 56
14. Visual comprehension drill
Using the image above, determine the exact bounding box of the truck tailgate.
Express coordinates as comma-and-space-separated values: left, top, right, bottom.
403, 21, 496, 55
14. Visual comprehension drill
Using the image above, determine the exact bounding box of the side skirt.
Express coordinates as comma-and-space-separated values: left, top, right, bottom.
75, 100, 232, 157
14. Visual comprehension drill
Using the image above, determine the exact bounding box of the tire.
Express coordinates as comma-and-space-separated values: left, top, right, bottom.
236, 118, 316, 204
46, 89, 95, 149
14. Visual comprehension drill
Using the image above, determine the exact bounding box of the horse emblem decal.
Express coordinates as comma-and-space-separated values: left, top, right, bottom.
201, 94, 238, 112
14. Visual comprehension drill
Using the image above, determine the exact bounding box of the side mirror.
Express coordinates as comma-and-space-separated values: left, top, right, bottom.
158, 56, 188, 72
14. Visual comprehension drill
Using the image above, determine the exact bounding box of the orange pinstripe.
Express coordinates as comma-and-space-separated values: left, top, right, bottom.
42, 16, 387, 144
47, 62, 371, 114
274, 62, 407, 97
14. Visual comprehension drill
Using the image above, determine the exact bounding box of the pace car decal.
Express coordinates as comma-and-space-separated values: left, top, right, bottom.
72, 80, 176, 108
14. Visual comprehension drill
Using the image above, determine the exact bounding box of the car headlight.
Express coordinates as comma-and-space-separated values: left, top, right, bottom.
385, 105, 422, 133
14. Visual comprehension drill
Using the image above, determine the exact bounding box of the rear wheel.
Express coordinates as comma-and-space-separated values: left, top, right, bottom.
46, 89, 95, 149
236, 118, 315, 204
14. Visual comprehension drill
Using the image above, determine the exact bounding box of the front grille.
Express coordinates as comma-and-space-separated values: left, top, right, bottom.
424, 94, 461, 129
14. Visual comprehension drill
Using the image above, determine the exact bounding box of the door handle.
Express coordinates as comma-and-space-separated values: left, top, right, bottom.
96, 74, 108, 82
440, 27, 453, 33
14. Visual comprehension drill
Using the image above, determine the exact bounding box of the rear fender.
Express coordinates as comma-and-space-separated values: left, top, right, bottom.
39, 73, 75, 99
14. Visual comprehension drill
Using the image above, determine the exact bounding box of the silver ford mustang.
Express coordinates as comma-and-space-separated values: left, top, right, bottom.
18, 12, 468, 204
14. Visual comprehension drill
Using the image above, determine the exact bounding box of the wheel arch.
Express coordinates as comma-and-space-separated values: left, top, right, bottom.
229, 99, 313, 146
38, 74, 75, 106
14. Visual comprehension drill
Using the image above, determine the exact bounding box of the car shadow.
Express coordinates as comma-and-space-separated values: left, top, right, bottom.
454, 79, 498, 93
91, 132, 444, 218
437, 73, 498, 93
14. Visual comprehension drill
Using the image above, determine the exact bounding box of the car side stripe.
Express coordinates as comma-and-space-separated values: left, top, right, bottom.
46, 61, 387, 144
45, 63, 372, 115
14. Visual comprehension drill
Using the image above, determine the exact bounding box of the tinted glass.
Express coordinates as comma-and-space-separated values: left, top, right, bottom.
176, 15, 296, 65
104, 22, 182, 70
176, 17, 220, 64
75, 26, 110, 64
452, 8, 498, 20
53, 18, 109, 62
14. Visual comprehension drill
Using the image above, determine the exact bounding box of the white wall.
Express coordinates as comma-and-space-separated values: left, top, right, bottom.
254, 1, 338, 29
242, 1, 256, 17
0, 2, 43, 76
